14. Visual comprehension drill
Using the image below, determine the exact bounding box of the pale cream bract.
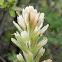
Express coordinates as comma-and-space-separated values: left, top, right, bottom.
17, 53, 25, 62
43, 59, 52, 62
11, 6, 52, 62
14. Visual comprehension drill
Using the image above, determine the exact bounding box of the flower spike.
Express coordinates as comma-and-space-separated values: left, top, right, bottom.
11, 6, 52, 62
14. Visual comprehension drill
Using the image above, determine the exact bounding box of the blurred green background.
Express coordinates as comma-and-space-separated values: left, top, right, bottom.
0, 0, 62, 62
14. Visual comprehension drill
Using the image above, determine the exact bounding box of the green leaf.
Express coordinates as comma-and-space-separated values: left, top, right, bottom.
8, 52, 17, 61
3, 2, 9, 8
0, 0, 4, 6
9, 9, 16, 17
0, 2, 9, 8
12, 6, 22, 11
7, 0, 14, 3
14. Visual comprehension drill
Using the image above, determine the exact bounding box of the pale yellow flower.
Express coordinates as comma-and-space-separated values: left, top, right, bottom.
21, 31, 29, 39
17, 53, 25, 62
39, 47, 45, 56
17, 15, 25, 29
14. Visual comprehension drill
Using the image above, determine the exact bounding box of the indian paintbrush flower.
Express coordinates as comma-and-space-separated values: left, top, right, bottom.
11, 6, 52, 62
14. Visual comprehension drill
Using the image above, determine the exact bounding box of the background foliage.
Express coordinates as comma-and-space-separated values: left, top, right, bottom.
0, 0, 62, 62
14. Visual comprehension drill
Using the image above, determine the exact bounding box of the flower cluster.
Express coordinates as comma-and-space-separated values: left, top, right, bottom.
11, 6, 52, 62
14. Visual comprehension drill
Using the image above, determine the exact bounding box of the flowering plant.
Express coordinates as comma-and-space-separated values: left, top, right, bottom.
11, 6, 52, 62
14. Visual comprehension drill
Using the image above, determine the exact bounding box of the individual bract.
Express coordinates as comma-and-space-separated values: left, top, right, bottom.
11, 6, 52, 62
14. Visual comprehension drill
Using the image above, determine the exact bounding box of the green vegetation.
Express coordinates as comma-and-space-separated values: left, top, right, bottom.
0, 0, 62, 62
